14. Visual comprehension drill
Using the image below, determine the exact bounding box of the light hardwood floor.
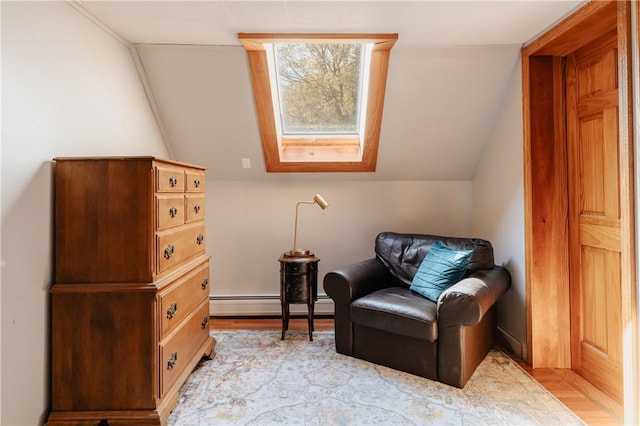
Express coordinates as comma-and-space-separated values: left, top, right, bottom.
210, 317, 620, 426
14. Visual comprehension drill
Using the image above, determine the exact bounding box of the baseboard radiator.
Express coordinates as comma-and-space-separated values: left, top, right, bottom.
210, 294, 334, 316
210, 297, 526, 361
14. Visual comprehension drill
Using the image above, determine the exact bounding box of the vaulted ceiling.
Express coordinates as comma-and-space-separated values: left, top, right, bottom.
77, 0, 586, 180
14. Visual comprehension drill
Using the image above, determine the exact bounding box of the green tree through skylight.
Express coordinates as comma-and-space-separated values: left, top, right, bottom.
274, 43, 363, 135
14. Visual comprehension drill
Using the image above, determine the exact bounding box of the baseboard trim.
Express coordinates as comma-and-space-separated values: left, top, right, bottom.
497, 326, 526, 361
209, 295, 334, 316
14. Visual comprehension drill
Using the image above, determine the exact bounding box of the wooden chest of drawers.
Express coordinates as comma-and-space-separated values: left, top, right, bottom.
48, 157, 216, 426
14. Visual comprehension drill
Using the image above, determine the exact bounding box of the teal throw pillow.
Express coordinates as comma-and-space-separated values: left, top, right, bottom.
409, 241, 472, 302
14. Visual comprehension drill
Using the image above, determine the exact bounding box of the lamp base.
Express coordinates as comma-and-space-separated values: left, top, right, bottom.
285, 249, 314, 257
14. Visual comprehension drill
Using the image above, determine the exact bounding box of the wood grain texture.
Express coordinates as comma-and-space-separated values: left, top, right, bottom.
159, 261, 210, 338
51, 287, 158, 411
523, 1, 637, 421
567, 29, 623, 405
522, 1, 617, 57
54, 158, 155, 283
238, 33, 397, 48
516, 360, 622, 424
185, 194, 205, 224
523, 55, 571, 369
617, 1, 639, 422
50, 157, 215, 426
156, 222, 206, 274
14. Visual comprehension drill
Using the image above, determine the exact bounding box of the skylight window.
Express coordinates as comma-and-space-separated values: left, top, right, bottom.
239, 33, 397, 173
273, 42, 366, 136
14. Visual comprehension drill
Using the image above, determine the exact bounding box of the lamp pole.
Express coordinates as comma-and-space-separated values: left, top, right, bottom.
288, 194, 329, 257
292, 200, 316, 256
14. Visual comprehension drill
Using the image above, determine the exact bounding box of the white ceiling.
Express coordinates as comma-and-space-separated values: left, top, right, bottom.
79, 0, 585, 47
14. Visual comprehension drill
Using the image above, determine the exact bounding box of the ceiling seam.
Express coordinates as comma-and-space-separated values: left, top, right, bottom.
64, 0, 176, 159
130, 48, 176, 160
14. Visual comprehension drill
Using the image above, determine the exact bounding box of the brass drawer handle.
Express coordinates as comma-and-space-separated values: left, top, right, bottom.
201, 278, 209, 290
169, 206, 178, 218
169, 176, 178, 187
196, 234, 204, 245
167, 352, 178, 370
194, 204, 201, 214
201, 316, 209, 329
164, 244, 175, 259
166, 302, 178, 319
194, 178, 200, 188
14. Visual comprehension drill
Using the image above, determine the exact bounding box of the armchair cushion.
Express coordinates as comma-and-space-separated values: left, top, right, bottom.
409, 241, 472, 302
351, 287, 438, 341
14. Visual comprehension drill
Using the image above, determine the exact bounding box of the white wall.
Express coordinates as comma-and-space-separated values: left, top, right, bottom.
208, 180, 473, 315
1, 2, 167, 425
471, 57, 526, 356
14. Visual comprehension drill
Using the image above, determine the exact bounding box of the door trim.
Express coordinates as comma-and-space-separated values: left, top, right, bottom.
522, 1, 637, 423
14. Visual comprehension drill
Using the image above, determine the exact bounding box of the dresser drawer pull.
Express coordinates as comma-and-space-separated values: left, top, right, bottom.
167, 352, 178, 370
169, 175, 178, 187
194, 178, 201, 188
201, 278, 209, 290
196, 234, 204, 245
166, 302, 178, 319
164, 244, 175, 259
201, 316, 209, 329
194, 204, 201, 214
169, 206, 178, 218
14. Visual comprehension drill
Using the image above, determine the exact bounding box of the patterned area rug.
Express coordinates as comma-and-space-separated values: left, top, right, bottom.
168, 330, 584, 425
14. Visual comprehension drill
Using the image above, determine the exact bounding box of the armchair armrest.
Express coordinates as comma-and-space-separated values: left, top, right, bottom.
323, 257, 395, 356
436, 266, 511, 388
324, 257, 394, 305
437, 266, 511, 327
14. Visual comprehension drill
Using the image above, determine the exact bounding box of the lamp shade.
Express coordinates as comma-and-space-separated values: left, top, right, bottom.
313, 194, 329, 209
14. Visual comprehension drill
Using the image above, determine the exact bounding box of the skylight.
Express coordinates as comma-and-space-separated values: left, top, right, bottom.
239, 33, 397, 173
272, 42, 366, 136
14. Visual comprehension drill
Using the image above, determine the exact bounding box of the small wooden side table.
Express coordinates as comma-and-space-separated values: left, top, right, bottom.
278, 253, 319, 341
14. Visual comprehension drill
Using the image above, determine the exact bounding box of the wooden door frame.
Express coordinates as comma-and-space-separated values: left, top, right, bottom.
522, 1, 637, 423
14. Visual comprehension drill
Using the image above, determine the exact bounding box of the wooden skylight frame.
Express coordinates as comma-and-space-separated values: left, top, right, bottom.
238, 33, 398, 173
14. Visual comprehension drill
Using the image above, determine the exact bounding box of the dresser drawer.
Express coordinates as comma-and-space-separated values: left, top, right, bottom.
156, 165, 185, 193
159, 261, 209, 339
160, 301, 210, 397
185, 194, 205, 223
185, 171, 205, 192
156, 223, 206, 273
156, 195, 185, 230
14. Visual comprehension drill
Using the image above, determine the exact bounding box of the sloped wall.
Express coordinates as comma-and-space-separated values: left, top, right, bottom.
1, 2, 168, 424
136, 44, 521, 181
471, 57, 526, 356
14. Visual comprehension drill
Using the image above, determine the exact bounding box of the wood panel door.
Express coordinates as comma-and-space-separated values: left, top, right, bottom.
566, 30, 623, 404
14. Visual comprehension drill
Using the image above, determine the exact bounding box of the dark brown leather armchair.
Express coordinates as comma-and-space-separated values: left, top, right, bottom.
323, 232, 511, 388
